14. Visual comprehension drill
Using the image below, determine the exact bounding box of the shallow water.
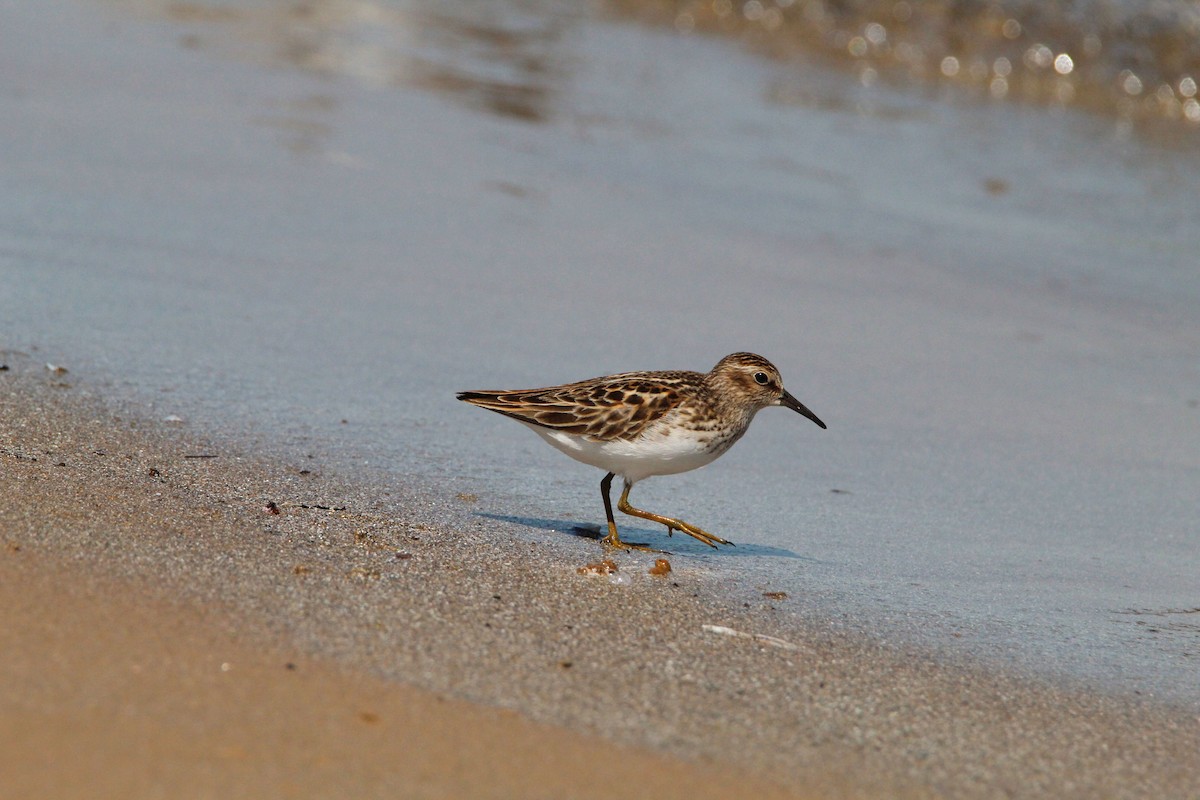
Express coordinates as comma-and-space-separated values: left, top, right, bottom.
614, 0, 1200, 129
3, 0, 1199, 706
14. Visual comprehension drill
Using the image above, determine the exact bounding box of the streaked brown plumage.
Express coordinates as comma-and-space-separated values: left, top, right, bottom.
458, 353, 826, 550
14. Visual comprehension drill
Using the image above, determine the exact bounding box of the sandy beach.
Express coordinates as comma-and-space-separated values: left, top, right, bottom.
1, 545, 804, 800
4, 359, 1199, 798
4, 0, 1200, 795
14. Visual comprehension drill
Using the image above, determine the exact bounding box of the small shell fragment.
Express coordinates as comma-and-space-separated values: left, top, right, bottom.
702, 624, 801, 651
576, 559, 619, 576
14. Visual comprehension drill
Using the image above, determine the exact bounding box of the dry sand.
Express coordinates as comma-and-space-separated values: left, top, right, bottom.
0, 540, 802, 800
2, 356, 1198, 798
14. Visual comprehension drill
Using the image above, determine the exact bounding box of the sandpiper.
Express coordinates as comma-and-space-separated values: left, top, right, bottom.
457, 352, 826, 550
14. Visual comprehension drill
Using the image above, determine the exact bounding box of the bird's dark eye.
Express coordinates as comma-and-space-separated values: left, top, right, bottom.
753, 372, 770, 385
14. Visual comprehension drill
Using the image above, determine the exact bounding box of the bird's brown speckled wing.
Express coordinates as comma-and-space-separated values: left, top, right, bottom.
457, 370, 703, 441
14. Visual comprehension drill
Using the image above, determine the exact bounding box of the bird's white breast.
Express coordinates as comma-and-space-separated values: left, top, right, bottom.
522, 417, 739, 484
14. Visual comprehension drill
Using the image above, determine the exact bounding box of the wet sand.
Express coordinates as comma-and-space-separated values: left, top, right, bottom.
3, 359, 1198, 798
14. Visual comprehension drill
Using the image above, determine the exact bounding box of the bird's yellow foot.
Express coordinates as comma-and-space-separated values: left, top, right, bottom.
667, 522, 729, 546
599, 531, 668, 553
616, 484, 734, 550
662, 518, 733, 549
600, 523, 668, 553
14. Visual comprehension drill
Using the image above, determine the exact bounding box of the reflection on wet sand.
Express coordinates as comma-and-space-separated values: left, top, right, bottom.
110, 0, 574, 122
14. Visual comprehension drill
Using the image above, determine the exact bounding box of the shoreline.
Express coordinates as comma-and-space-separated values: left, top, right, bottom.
3, 355, 1198, 797
8, 0, 1200, 716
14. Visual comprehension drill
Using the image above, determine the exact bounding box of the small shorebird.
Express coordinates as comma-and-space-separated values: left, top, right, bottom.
457, 352, 826, 551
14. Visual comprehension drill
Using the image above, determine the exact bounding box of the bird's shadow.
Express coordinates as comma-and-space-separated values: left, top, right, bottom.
476, 512, 815, 559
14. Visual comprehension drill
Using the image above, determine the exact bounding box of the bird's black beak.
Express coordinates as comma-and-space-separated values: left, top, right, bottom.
781, 390, 827, 429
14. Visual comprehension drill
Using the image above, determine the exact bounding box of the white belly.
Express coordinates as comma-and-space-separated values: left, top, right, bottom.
523, 419, 734, 484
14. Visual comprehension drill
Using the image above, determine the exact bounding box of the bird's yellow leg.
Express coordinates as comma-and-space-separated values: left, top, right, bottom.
598, 473, 664, 552
617, 482, 733, 549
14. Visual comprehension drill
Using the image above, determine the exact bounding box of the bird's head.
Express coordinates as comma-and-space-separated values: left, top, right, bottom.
709, 352, 826, 429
